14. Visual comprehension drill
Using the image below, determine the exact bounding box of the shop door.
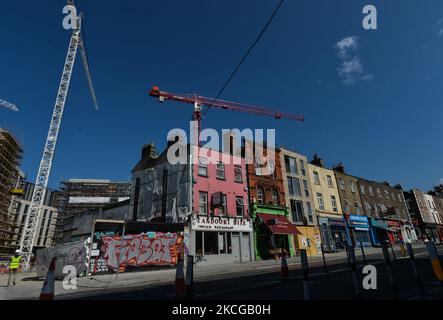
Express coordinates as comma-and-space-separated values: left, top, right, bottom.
232, 233, 241, 262
241, 234, 251, 262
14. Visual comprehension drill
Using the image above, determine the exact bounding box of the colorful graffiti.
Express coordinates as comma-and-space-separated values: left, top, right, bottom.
101, 233, 183, 270
35, 241, 88, 278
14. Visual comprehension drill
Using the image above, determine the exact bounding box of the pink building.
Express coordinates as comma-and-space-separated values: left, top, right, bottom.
189, 147, 254, 264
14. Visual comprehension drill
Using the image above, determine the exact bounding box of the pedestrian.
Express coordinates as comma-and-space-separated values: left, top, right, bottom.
7, 250, 22, 287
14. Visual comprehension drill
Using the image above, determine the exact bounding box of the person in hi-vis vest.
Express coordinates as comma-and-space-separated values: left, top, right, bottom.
7, 250, 22, 286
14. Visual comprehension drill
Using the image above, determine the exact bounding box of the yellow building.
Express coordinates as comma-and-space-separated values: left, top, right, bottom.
308, 155, 349, 252
279, 148, 321, 256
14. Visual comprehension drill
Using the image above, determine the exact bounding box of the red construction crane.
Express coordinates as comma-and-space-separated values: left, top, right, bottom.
149, 86, 304, 134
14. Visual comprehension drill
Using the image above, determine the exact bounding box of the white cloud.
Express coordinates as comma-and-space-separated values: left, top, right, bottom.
335, 36, 372, 85
335, 36, 358, 59
439, 28, 443, 37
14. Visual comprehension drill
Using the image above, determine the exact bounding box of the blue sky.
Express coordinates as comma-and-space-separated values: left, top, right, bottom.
1, 0, 442, 191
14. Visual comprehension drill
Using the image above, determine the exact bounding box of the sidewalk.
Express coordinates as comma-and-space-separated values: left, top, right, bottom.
0, 243, 428, 300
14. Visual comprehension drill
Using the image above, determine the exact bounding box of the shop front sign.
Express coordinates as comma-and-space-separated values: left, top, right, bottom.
191, 215, 253, 232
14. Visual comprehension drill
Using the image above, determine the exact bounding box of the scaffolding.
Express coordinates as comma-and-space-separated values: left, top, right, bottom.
0, 128, 23, 259
54, 180, 131, 244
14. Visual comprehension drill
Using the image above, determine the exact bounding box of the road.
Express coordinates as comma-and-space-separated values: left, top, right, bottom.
64, 245, 443, 300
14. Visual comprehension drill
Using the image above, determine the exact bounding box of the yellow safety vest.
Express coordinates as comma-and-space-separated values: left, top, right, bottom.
10, 256, 21, 270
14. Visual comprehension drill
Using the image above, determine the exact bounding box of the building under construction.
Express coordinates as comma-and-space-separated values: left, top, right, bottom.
0, 128, 23, 258
54, 179, 131, 244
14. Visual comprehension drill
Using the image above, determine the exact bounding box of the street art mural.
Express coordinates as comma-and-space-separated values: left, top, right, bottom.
100, 233, 183, 271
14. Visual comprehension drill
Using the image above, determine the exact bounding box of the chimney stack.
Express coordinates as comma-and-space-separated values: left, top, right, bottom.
310, 154, 324, 168
141, 142, 157, 160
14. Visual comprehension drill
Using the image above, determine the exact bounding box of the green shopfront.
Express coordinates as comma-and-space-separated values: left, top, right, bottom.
251, 203, 300, 260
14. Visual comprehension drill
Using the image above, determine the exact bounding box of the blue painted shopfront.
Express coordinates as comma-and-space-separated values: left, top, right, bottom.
319, 217, 352, 251
369, 218, 390, 246
347, 215, 373, 247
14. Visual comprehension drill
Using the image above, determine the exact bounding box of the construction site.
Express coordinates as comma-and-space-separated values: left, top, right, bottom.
0, 129, 23, 259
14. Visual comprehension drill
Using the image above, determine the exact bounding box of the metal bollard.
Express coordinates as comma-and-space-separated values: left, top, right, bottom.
406, 243, 425, 294
300, 249, 310, 300
349, 246, 361, 299
390, 242, 397, 261
185, 255, 194, 300
360, 241, 367, 266
320, 243, 328, 273
382, 244, 398, 299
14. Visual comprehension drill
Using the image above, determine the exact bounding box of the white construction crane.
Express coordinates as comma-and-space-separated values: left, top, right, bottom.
0, 99, 18, 112
19, 1, 98, 270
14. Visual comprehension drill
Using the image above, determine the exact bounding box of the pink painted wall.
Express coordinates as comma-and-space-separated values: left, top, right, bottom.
193, 148, 249, 218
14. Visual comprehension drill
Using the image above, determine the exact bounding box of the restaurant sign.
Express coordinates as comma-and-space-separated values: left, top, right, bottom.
191, 215, 253, 232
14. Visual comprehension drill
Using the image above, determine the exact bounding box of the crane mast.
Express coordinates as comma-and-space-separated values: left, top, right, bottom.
19, 6, 97, 270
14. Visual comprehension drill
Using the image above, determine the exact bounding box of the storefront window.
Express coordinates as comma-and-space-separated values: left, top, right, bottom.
204, 232, 218, 255
196, 231, 203, 256
218, 232, 232, 254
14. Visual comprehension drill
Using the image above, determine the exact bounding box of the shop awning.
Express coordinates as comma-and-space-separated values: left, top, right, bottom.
370, 218, 389, 231
257, 213, 301, 235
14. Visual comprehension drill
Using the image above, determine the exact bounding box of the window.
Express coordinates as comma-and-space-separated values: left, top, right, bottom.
288, 177, 301, 196
364, 202, 372, 213
397, 193, 403, 202
196, 231, 203, 256
376, 188, 382, 197
285, 156, 298, 174
198, 158, 208, 177
306, 202, 313, 223
391, 193, 395, 201
199, 192, 208, 214
268, 159, 276, 178
317, 193, 325, 210
376, 204, 382, 213
236, 197, 245, 217
256, 185, 265, 204
360, 184, 366, 195
272, 188, 279, 206
204, 232, 218, 255
369, 186, 374, 197
354, 202, 362, 214
339, 178, 345, 190
300, 159, 306, 176
327, 175, 333, 188
350, 182, 355, 193
331, 195, 338, 212
384, 190, 390, 199
216, 162, 225, 179
255, 156, 263, 176
234, 165, 243, 183
218, 232, 232, 254
343, 200, 351, 215
313, 171, 320, 185
290, 200, 304, 223
303, 180, 309, 197
219, 194, 227, 216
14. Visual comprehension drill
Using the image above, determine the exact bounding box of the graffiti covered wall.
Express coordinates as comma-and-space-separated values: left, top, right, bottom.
35, 240, 88, 278
100, 233, 183, 271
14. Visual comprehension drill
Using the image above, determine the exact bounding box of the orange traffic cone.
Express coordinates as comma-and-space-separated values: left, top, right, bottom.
175, 259, 186, 297
40, 257, 56, 300
281, 254, 289, 278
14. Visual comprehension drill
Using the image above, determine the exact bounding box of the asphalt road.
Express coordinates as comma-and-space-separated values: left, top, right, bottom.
67, 246, 443, 300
